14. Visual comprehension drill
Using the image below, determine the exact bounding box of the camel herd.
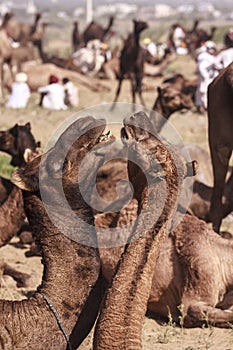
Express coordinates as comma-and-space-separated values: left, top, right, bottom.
1, 10, 233, 350
0, 96, 233, 349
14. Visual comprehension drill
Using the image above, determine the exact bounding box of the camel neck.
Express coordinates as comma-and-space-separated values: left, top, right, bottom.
154, 96, 170, 119
134, 31, 141, 46
94, 142, 179, 350
23, 191, 100, 326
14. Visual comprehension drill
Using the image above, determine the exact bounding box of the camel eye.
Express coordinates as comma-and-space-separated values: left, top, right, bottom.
164, 96, 173, 102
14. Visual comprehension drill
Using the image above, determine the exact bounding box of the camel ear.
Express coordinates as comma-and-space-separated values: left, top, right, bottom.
185, 160, 198, 177
23, 148, 41, 164
157, 86, 162, 95
25, 122, 31, 131
10, 124, 19, 137
11, 155, 41, 192
23, 148, 33, 163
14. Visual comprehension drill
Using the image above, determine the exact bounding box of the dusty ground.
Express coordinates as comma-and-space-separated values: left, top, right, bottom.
1, 54, 233, 349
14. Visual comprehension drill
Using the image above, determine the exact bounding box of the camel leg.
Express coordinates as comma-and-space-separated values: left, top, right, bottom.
136, 72, 145, 107
185, 301, 233, 327
130, 72, 136, 107
0, 262, 31, 288
0, 62, 4, 100
8, 60, 15, 82
110, 75, 124, 110
209, 143, 231, 232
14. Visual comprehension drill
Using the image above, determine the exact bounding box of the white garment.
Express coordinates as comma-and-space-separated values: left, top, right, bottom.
63, 81, 78, 107
38, 83, 67, 110
216, 48, 233, 68
173, 27, 186, 49
195, 51, 219, 109
6, 82, 30, 108
147, 42, 157, 57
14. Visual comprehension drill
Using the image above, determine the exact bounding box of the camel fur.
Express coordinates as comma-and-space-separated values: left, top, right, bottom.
94, 113, 233, 331
0, 116, 114, 349
93, 111, 192, 349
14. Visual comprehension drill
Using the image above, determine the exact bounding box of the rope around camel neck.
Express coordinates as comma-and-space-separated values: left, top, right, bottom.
39, 292, 73, 350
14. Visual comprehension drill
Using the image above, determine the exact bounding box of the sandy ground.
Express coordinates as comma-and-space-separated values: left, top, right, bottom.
1, 54, 233, 349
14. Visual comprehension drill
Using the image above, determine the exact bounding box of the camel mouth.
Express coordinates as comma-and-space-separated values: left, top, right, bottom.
120, 126, 134, 145
97, 128, 112, 143
120, 126, 129, 141
95, 126, 115, 148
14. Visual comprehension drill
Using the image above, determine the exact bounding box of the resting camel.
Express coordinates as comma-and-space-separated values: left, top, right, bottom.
208, 62, 233, 232
111, 20, 148, 108
94, 112, 233, 335
0, 122, 40, 167
0, 179, 25, 247
0, 116, 114, 349
93, 111, 194, 349
0, 180, 29, 287
83, 16, 114, 46
151, 84, 194, 132
0, 123, 41, 284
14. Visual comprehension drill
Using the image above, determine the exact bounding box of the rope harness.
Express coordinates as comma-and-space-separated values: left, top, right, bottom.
39, 292, 73, 350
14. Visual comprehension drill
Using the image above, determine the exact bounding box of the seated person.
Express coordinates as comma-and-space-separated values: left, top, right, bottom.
62, 77, 78, 107
6, 73, 30, 109
38, 75, 67, 110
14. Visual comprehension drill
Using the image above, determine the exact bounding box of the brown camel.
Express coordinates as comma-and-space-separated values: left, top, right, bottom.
0, 122, 40, 167
93, 113, 233, 330
0, 116, 113, 349
30, 22, 48, 62
111, 20, 148, 108
0, 180, 25, 247
72, 21, 81, 52
0, 28, 14, 98
83, 16, 114, 46
151, 84, 194, 132
2, 12, 42, 45
208, 62, 233, 232
0, 123, 40, 285
0, 181, 29, 288
93, 111, 193, 349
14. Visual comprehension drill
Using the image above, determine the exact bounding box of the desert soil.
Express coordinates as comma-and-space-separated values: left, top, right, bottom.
1, 54, 233, 350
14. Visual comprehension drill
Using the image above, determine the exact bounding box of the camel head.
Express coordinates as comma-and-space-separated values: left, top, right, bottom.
121, 111, 197, 204
133, 19, 148, 34
0, 122, 39, 167
157, 85, 194, 114
11, 116, 114, 196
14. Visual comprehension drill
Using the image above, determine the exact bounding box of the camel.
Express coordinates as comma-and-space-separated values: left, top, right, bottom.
0, 180, 29, 288
0, 116, 114, 349
17, 62, 110, 93
151, 84, 194, 132
0, 28, 14, 98
2, 12, 42, 45
0, 15, 43, 95
93, 112, 233, 333
0, 122, 40, 167
30, 22, 48, 62
208, 62, 233, 232
185, 20, 217, 56
111, 20, 148, 108
83, 16, 114, 46
72, 21, 81, 52
0, 180, 25, 247
0, 123, 40, 285
93, 111, 194, 349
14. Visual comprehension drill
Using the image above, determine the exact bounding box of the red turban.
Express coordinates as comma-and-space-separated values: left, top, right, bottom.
49, 75, 59, 84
